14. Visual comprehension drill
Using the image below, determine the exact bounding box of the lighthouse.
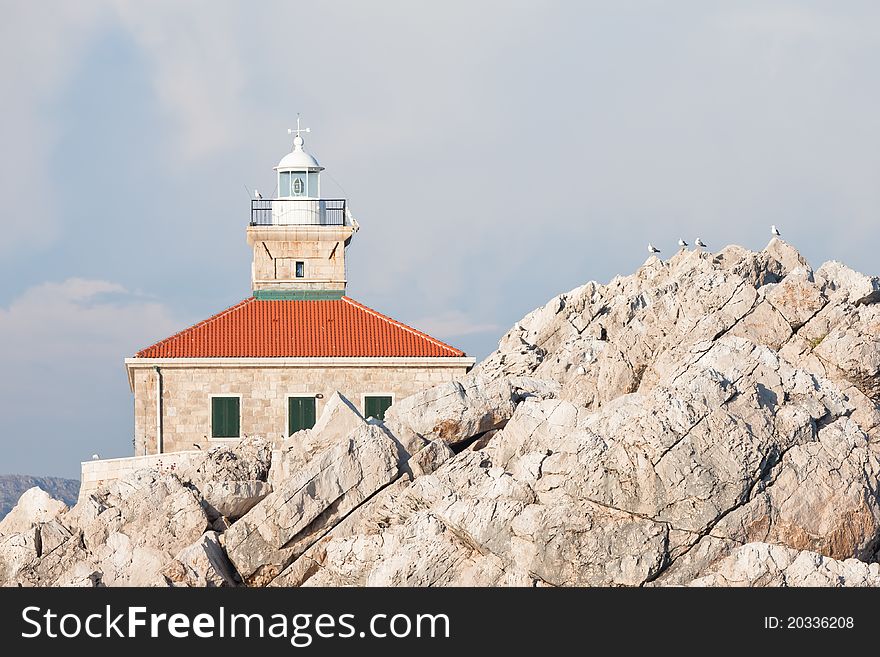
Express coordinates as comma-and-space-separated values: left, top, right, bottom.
248, 118, 354, 298
123, 118, 475, 456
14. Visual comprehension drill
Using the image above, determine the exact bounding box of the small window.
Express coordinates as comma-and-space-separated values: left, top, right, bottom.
364, 395, 393, 421
295, 261, 305, 278
289, 396, 316, 435
211, 397, 240, 438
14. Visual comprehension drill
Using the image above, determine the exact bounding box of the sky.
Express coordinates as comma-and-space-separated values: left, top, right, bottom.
2, 1, 879, 478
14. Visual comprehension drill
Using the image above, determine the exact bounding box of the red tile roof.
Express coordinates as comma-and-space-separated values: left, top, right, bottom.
134, 296, 467, 358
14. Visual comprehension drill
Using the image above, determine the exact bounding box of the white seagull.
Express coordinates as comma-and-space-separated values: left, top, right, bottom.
648, 243, 661, 254
771, 224, 781, 236
694, 237, 707, 248
91, 453, 100, 461
254, 189, 263, 200
678, 238, 688, 248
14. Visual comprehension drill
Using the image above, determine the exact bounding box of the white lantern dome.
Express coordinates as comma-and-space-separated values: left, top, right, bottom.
274, 120, 324, 200
275, 134, 324, 172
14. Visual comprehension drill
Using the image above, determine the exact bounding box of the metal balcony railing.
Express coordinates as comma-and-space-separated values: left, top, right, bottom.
250, 199, 347, 226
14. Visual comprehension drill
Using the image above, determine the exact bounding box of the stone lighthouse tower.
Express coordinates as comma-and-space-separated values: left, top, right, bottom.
247, 118, 355, 299
121, 117, 473, 464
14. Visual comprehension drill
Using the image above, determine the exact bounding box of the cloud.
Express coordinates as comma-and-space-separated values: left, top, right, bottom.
109, 0, 255, 161
0, 2, 106, 255
0, 278, 186, 477
0, 278, 181, 363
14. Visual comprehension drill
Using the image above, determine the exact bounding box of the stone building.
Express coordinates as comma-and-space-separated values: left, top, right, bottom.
124, 123, 474, 455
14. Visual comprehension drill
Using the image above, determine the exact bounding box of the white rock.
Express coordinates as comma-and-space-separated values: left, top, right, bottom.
688, 543, 880, 587
199, 480, 272, 521
159, 531, 238, 587
225, 424, 401, 586
270, 392, 367, 488
0, 487, 68, 536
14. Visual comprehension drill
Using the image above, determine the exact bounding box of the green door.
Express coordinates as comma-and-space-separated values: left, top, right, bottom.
288, 396, 317, 435
364, 395, 393, 421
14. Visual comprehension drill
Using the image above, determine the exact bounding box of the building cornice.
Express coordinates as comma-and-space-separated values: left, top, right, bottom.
123, 356, 476, 391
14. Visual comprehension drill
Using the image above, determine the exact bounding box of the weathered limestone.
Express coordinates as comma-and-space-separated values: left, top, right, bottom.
225, 424, 401, 586
816, 260, 880, 306
407, 440, 454, 478
159, 531, 239, 587
764, 267, 827, 329
197, 481, 272, 521
9, 471, 211, 587
185, 437, 273, 483
383, 374, 559, 451
688, 543, 880, 587
182, 438, 274, 521
265, 240, 880, 588
0, 487, 67, 536
270, 392, 367, 488
0, 529, 41, 583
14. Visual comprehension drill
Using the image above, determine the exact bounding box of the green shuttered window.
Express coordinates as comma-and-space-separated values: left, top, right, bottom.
211, 397, 240, 438
289, 396, 317, 435
364, 395, 393, 421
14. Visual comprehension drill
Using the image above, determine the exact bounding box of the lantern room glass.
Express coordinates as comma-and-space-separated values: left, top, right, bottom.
278, 171, 319, 198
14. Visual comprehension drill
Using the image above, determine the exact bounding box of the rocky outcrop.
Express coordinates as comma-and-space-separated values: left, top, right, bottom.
269, 392, 368, 488
182, 437, 273, 522
688, 543, 880, 587
383, 375, 559, 452
5, 238, 880, 587
225, 424, 402, 586
0, 475, 79, 521
159, 531, 238, 587
0, 487, 67, 536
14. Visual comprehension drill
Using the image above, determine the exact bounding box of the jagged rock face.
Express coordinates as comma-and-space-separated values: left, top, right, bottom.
225, 424, 401, 587
4, 239, 880, 587
1, 471, 212, 587
382, 375, 559, 452
182, 437, 274, 522
687, 543, 880, 587
474, 240, 878, 424
270, 392, 368, 488
284, 240, 880, 587
0, 487, 67, 536
159, 532, 239, 587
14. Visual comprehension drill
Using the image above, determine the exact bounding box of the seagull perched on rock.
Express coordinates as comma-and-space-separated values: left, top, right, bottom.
694, 237, 707, 248
254, 189, 263, 200
771, 224, 781, 236
647, 243, 661, 255
678, 238, 688, 248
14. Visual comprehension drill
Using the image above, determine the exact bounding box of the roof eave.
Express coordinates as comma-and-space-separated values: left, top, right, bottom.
124, 356, 476, 369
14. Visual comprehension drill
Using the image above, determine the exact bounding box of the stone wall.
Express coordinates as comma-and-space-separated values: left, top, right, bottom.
247, 225, 352, 291
130, 362, 471, 455
79, 451, 201, 499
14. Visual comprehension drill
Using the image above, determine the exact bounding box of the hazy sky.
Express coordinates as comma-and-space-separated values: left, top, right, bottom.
2, 1, 879, 478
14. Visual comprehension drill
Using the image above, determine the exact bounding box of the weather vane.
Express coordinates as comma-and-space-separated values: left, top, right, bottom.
288, 114, 311, 141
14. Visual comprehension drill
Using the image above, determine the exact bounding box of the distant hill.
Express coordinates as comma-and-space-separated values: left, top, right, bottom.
0, 475, 80, 520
